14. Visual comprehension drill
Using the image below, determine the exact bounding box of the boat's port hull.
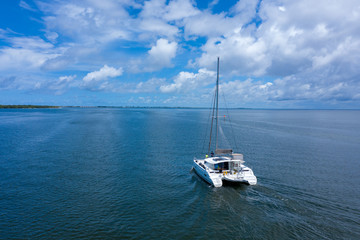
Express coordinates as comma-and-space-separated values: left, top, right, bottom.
193, 160, 223, 187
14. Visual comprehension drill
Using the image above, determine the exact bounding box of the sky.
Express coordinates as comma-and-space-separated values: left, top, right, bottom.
0, 0, 360, 108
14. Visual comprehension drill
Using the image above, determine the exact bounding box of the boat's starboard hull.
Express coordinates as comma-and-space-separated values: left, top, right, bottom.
223, 174, 257, 185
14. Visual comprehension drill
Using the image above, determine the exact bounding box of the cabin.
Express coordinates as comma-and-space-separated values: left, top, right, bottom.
204, 154, 244, 173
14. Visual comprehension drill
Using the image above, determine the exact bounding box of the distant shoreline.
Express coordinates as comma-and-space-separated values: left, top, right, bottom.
0, 105, 60, 109
0, 105, 229, 109
0, 105, 358, 110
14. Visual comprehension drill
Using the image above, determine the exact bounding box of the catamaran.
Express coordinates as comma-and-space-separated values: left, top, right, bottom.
192, 57, 257, 187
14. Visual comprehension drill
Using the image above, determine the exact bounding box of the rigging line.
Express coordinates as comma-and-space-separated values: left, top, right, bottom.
221, 87, 239, 152
201, 90, 215, 154
218, 123, 231, 148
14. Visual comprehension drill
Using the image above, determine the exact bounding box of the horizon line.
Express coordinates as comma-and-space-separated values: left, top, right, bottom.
1, 104, 359, 110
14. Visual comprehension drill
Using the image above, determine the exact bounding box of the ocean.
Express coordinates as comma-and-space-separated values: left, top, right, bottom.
1, 108, 359, 239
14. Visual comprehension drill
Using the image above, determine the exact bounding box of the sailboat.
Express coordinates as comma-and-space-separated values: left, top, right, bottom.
192, 57, 257, 187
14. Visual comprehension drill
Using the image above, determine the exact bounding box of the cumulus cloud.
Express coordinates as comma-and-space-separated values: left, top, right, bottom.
218, 73, 360, 108
188, 0, 360, 106
133, 77, 166, 93
183, 12, 238, 38
47, 75, 77, 94
0, 48, 53, 71
198, 33, 270, 76
146, 38, 177, 70
1, 0, 360, 107
0, 35, 61, 72
139, 0, 166, 19
39, 1, 135, 44
219, 78, 273, 104
136, 0, 202, 42
39, 0, 196, 45
164, 0, 200, 21
231, 0, 258, 24
160, 68, 216, 93
259, 0, 360, 77
83, 65, 123, 82
139, 18, 179, 40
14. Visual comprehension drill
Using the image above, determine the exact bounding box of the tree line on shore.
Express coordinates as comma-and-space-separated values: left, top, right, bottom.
0, 105, 60, 109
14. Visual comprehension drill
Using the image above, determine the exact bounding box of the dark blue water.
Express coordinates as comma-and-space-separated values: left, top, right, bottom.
1, 108, 359, 239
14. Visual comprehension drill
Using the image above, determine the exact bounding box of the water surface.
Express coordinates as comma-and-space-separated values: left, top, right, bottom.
1, 108, 359, 239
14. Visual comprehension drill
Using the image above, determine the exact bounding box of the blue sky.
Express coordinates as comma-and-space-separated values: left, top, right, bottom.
1, 0, 360, 108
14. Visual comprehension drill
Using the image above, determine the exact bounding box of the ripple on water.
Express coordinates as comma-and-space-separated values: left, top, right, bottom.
1, 109, 360, 239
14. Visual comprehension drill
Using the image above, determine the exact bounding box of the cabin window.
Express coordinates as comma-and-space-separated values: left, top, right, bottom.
215, 162, 229, 170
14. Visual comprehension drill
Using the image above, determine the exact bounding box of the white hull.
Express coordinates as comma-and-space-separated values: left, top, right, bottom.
193, 158, 257, 187
193, 159, 223, 187
223, 170, 257, 185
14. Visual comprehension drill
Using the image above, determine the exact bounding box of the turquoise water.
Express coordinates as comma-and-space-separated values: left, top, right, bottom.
1, 108, 359, 239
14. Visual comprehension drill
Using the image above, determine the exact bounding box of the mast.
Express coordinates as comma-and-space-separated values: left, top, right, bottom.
207, 57, 220, 156
206, 57, 235, 157
208, 88, 216, 155
215, 57, 220, 151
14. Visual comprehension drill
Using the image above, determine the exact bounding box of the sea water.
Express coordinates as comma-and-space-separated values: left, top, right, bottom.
0, 108, 359, 239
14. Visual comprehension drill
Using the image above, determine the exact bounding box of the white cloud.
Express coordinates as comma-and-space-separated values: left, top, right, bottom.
44, 31, 59, 43
231, 0, 258, 24
183, 12, 238, 38
19, 0, 37, 12
160, 68, 215, 93
133, 77, 166, 93
2, 0, 360, 107
39, 1, 135, 44
216, 73, 360, 107
209, 0, 220, 9
59, 75, 76, 83
139, 0, 166, 19
164, 0, 199, 21
137, 0, 199, 41
83, 65, 123, 82
0, 33, 65, 72
0, 35, 61, 72
187, 0, 360, 106
139, 18, 179, 39
48, 75, 77, 94
10, 36, 54, 49
198, 33, 270, 76
311, 37, 360, 70
257, 0, 360, 76
0, 48, 54, 71
140, 0, 198, 21
0, 73, 72, 93
38, 0, 188, 45
218, 78, 273, 104
146, 38, 177, 70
